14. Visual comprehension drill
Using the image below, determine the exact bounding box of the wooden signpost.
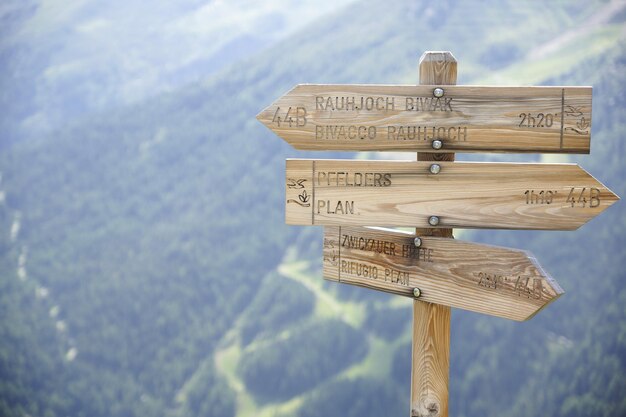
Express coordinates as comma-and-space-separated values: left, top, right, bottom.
257, 50, 619, 417
286, 159, 618, 230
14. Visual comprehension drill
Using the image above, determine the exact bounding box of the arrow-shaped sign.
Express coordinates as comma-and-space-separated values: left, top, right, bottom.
324, 226, 563, 321
258, 84, 592, 153
286, 159, 618, 230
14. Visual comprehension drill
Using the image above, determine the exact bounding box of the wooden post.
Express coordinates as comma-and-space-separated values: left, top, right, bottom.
411, 51, 457, 417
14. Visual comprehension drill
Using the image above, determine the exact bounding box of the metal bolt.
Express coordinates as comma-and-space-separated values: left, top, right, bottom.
414, 237, 422, 247
428, 215, 440, 226
433, 87, 444, 98
431, 139, 443, 150
429, 164, 441, 175
413, 287, 422, 298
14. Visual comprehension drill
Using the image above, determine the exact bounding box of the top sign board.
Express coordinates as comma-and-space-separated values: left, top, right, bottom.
257, 85, 592, 153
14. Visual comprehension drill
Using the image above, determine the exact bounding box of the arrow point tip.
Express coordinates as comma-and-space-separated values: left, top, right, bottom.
606, 191, 620, 206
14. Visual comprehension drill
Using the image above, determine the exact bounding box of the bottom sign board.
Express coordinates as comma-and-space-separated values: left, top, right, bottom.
323, 226, 564, 321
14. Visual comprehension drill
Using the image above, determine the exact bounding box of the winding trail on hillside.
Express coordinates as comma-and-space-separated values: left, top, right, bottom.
208, 259, 367, 417
529, 0, 626, 61
277, 261, 365, 328
0, 176, 77, 362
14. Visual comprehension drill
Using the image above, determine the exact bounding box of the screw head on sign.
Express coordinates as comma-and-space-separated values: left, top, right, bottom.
429, 164, 441, 175
414, 237, 422, 247
428, 216, 440, 226
433, 87, 444, 98
431, 139, 443, 150
413, 287, 422, 298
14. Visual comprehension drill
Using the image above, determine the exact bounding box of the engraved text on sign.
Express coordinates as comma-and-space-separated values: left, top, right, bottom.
258, 85, 592, 153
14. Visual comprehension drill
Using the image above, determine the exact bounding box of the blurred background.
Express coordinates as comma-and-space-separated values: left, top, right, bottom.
1, 0, 625, 416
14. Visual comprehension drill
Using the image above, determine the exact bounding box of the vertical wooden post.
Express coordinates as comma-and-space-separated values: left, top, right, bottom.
411, 51, 457, 417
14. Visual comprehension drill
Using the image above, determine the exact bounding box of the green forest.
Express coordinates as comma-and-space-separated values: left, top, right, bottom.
1, 1, 625, 416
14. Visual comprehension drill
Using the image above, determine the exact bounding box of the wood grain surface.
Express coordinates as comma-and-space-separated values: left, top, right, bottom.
323, 226, 563, 321
258, 84, 592, 153
411, 300, 450, 417
285, 159, 618, 230
411, 49, 455, 417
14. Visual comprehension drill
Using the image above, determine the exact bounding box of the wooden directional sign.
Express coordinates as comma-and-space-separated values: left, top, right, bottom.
258, 85, 592, 153
323, 226, 563, 321
286, 159, 618, 230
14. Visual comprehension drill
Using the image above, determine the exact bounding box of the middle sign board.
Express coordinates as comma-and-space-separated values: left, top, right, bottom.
286, 159, 618, 230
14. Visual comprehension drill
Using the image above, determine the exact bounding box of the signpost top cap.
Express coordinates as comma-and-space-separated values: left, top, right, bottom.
420, 51, 457, 85
419, 51, 457, 64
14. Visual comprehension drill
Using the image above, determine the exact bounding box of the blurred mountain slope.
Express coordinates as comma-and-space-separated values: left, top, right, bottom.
0, 0, 355, 146
0, 0, 625, 416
